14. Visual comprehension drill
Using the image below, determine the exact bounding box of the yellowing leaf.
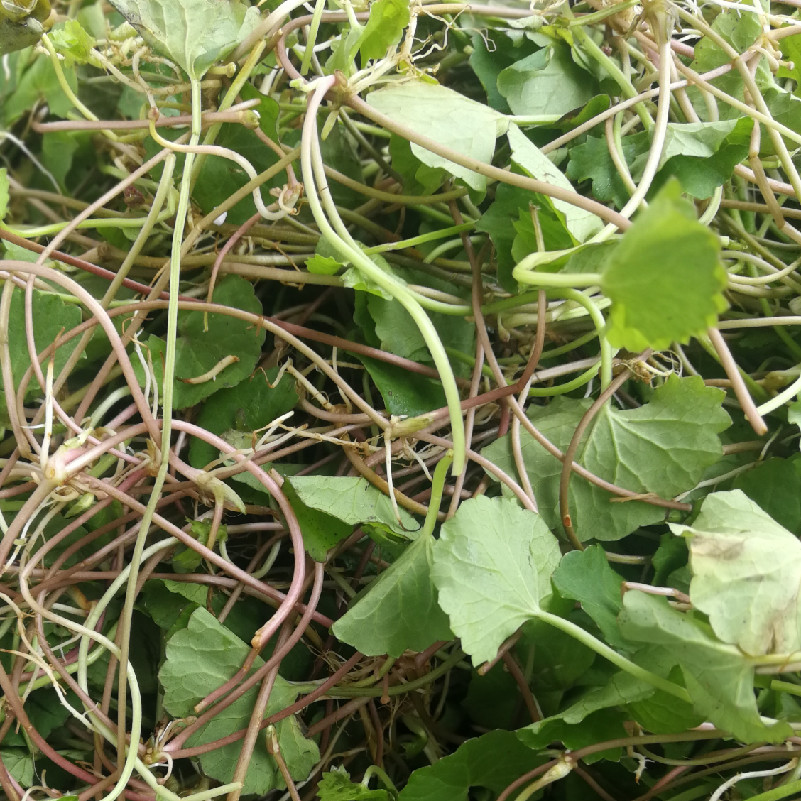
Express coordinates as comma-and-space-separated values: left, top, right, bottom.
672, 490, 801, 656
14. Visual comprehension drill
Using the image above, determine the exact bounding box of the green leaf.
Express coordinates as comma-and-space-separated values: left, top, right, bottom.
366, 81, 506, 192
160, 607, 319, 794
285, 475, 418, 538
689, 8, 763, 121
41, 130, 84, 190
306, 254, 341, 275
566, 133, 649, 209
477, 184, 580, 291
520, 616, 597, 707
398, 730, 541, 801
464, 662, 520, 729
140, 579, 201, 629
341, 265, 393, 299
359, 355, 446, 417
3, 52, 79, 124
431, 496, 560, 664
656, 119, 753, 199
188, 367, 299, 468
365, 290, 473, 372
357, 0, 409, 63
507, 123, 603, 242
0, 0, 51, 56
618, 591, 791, 743
671, 490, 801, 656
107, 0, 259, 79
317, 767, 389, 800
238, 82, 279, 141
0, 748, 34, 786
551, 545, 627, 649
283, 483, 351, 561
518, 709, 629, 762
388, 134, 446, 195
601, 180, 728, 350
134, 275, 266, 410
333, 535, 452, 656
496, 43, 595, 117
468, 30, 524, 113
482, 376, 729, 541
192, 123, 281, 225
0, 688, 70, 746
627, 671, 705, 734
7, 286, 82, 400
476, 184, 531, 292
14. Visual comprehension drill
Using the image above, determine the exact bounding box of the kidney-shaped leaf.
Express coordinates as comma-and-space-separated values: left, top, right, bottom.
482, 376, 729, 542
431, 496, 560, 665
672, 490, 801, 656
133, 275, 265, 409
161, 608, 318, 794
601, 180, 728, 350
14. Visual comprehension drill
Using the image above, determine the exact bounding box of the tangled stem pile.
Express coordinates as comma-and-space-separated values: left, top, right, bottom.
4, 0, 801, 799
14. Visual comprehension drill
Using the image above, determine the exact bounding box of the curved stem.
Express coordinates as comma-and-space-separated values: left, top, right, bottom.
301, 77, 466, 472
535, 609, 691, 702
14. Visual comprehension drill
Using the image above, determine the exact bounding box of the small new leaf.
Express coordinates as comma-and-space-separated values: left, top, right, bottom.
318, 767, 388, 800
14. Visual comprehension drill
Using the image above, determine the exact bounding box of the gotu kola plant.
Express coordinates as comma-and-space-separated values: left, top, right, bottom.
3, 0, 801, 799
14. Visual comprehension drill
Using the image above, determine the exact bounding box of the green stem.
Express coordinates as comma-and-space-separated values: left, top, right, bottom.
292, 648, 465, 698
300, 0, 327, 75
535, 609, 692, 702
745, 779, 801, 801
563, 289, 614, 389
364, 222, 474, 255
192, 40, 267, 181
512, 268, 602, 289
114, 77, 201, 772
571, 26, 653, 131
303, 77, 466, 473
527, 362, 601, 396
421, 452, 453, 537
361, 765, 398, 796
